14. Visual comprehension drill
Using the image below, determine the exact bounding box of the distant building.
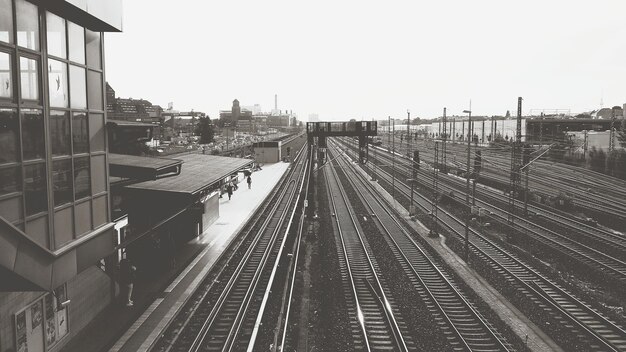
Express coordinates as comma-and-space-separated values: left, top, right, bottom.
593, 106, 623, 119
242, 104, 262, 115
106, 83, 163, 124
220, 99, 253, 131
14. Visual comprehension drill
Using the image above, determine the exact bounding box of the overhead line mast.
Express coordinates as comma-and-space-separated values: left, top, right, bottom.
508, 97, 523, 226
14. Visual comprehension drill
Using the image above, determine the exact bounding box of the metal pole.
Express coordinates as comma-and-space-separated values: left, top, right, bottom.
407, 110, 410, 155
392, 118, 395, 204
372, 119, 377, 181
524, 167, 529, 216
464, 103, 472, 263
388, 116, 391, 152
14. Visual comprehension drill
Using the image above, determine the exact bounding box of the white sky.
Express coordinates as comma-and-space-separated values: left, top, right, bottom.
104, 0, 626, 120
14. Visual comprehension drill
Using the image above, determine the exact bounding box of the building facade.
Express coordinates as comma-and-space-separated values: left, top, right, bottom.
105, 82, 163, 124
0, 1, 122, 351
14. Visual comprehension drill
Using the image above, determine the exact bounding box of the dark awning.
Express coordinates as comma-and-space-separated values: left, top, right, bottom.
109, 153, 183, 180
125, 154, 253, 196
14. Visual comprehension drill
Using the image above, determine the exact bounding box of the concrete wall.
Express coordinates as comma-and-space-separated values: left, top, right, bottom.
64, 266, 112, 348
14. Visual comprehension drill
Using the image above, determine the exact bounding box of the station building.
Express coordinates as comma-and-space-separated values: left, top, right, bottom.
0, 1, 123, 351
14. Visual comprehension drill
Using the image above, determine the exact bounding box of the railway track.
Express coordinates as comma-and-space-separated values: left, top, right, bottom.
337, 137, 626, 351
387, 136, 626, 222
348, 138, 626, 283
153, 148, 308, 352
325, 148, 411, 351
330, 141, 513, 351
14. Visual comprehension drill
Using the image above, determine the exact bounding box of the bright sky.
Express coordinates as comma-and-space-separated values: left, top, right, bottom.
104, 0, 626, 120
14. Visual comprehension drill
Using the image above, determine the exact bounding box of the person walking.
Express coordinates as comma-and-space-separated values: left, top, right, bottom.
119, 258, 136, 307
247, 175, 252, 189
226, 183, 234, 200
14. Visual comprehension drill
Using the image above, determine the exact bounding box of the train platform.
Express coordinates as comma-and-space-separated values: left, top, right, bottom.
350, 161, 564, 352
61, 162, 290, 352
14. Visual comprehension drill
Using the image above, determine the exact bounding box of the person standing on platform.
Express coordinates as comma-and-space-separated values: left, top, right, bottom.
247, 175, 252, 189
119, 259, 136, 307
226, 183, 234, 200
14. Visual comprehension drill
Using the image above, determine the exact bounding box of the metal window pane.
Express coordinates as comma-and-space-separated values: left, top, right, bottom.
0, 52, 12, 99
16, 0, 39, 51
52, 159, 72, 206
0, 166, 21, 195
73, 156, 90, 199
24, 163, 47, 215
85, 30, 101, 69
69, 65, 86, 109
0, 0, 14, 44
68, 22, 85, 64
89, 113, 104, 152
21, 109, 45, 160
50, 110, 70, 156
90, 154, 105, 194
72, 112, 88, 153
87, 70, 102, 110
20, 57, 39, 101
48, 59, 68, 107
46, 12, 66, 59
0, 109, 19, 163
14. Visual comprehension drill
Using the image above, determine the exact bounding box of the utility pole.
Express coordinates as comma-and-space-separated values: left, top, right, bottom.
442, 108, 447, 173
392, 118, 396, 204
430, 141, 440, 237
463, 103, 472, 263
509, 97, 523, 226
371, 118, 377, 181
409, 150, 419, 215
407, 110, 411, 155
388, 116, 391, 152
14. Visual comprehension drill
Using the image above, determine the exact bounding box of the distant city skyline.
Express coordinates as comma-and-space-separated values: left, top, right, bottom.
105, 0, 626, 120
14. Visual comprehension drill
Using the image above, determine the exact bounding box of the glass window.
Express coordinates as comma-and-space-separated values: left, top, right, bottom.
69, 65, 86, 109
16, 0, 39, 51
21, 109, 45, 160
0, 109, 19, 163
46, 12, 66, 59
72, 112, 88, 153
20, 56, 39, 101
89, 113, 104, 152
74, 157, 90, 199
50, 110, 70, 156
24, 163, 47, 215
0, 52, 12, 99
85, 30, 101, 69
87, 70, 102, 110
0, 0, 13, 44
52, 159, 72, 206
48, 59, 68, 107
68, 22, 85, 64
0, 166, 20, 195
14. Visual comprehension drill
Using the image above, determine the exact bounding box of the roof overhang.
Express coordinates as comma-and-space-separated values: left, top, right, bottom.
29, 0, 123, 32
109, 153, 183, 181
125, 154, 253, 196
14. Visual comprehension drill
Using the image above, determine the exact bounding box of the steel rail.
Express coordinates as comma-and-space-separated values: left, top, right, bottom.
349, 140, 626, 352
331, 140, 511, 352
325, 149, 409, 352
